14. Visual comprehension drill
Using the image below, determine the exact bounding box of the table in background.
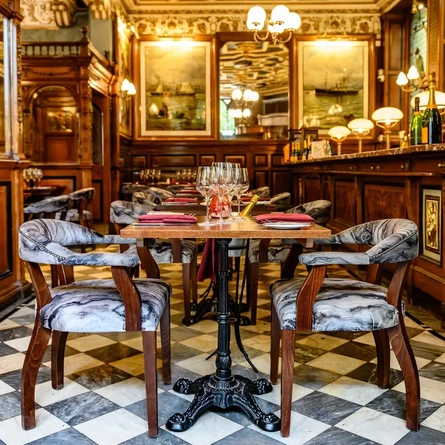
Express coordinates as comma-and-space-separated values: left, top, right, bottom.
121, 217, 331, 433
24, 185, 67, 203
155, 202, 277, 216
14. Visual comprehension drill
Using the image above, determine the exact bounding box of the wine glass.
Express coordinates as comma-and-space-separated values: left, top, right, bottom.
233, 168, 249, 219
196, 166, 216, 225
211, 162, 235, 224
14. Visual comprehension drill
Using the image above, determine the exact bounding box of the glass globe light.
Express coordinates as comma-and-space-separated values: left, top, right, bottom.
271, 5, 289, 24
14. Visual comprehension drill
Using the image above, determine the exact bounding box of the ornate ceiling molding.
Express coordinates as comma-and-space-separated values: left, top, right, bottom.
129, 13, 381, 36
50, 0, 76, 27
21, 0, 57, 28
84, 0, 112, 20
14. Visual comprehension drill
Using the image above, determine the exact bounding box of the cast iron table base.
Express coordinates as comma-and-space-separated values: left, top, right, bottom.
166, 238, 280, 433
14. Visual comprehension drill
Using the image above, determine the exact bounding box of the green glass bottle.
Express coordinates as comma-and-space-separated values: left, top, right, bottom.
410, 97, 423, 145
422, 76, 443, 144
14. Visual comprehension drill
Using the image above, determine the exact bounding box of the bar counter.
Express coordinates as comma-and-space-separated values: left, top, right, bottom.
287, 143, 445, 326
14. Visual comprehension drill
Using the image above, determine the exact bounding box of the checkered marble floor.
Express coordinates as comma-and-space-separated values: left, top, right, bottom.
1, 249, 445, 444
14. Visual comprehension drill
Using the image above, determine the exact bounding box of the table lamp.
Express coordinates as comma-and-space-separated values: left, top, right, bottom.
371, 107, 404, 150
347, 118, 374, 153
328, 126, 350, 155
410, 90, 445, 115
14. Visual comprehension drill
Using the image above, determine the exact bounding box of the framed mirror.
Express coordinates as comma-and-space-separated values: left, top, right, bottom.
218, 32, 290, 140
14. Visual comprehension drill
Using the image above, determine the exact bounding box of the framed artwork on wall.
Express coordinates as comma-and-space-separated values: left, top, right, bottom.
297, 39, 369, 134
421, 188, 441, 264
139, 38, 213, 138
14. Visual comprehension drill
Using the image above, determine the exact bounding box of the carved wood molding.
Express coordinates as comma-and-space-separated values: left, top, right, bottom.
129, 13, 381, 36
21, 0, 57, 28
50, 0, 76, 27
84, 0, 112, 20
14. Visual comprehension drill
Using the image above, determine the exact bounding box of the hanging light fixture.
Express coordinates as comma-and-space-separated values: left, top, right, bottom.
246, 5, 301, 45
229, 87, 259, 123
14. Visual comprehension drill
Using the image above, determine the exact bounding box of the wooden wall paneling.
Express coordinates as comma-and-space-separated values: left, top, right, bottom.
363, 181, 406, 221
323, 175, 331, 204
333, 179, 356, 228
151, 155, 196, 168
132, 156, 147, 168
224, 155, 246, 166
92, 180, 103, 221
0, 182, 12, 279
272, 171, 292, 196
254, 171, 267, 189
43, 135, 76, 163
200, 155, 216, 165
272, 155, 283, 167
40, 173, 78, 194
355, 176, 363, 225
302, 175, 322, 203
254, 155, 268, 167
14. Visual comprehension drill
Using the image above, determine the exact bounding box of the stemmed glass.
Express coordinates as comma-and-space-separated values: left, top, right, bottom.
233, 168, 249, 219
196, 166, 216, 225
211, 162, 235, 224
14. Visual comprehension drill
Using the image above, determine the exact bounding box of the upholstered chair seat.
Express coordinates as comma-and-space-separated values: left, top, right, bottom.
271, 277, 403, 331
246, 199, 331, 324
110, 200, 198, 325
19, 219, 172, 438
270, 219, 420, 437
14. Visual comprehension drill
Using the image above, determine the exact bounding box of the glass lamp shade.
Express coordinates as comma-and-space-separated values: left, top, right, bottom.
127, 82, 136, 96
243, 89, 254, 101
242, 108, 251, 118
328, 126, 351, 140
407, 65, 420, 80
348, 118, 374, 135
121, 78, 131, 92
270, 5, 289, 23
372, 107, 404, 125
396, 72, 409, 86
247, 6, 266, 28
231, 88, 243, 101
250, 91, 259, 101
410, 90, 445, 110
286, 12, 301, 31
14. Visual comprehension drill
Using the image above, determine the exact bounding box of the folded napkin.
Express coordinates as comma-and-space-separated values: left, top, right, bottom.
137, 214, 197, 224
255, 213, 314, 223
164, 197, 198, 203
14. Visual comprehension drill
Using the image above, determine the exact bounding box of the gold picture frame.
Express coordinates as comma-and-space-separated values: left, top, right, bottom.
139, 38, 213, 138
422, 188, 441, 264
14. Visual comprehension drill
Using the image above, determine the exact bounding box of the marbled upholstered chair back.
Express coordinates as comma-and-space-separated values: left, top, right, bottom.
24, 195, 71, 220
132, 191, 158, 210
110, 200, 152, 226
67, 187, 95, 229
285, 199, 331, 226
18, 218, 172, 438
270, 218, 420, 437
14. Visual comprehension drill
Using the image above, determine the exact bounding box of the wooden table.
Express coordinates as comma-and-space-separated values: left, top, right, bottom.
120, 217, 331, 433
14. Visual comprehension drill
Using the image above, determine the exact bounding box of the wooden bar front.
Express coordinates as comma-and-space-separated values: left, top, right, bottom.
289, 144, 445, 326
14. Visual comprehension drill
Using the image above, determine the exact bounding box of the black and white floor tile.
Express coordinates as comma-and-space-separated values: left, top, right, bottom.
1, 248, 445, 444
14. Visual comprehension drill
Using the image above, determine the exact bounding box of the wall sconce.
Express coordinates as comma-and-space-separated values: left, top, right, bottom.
371, 107, 403, 150
396, 65, 421, 92
377, 69, 385, 83
247, 5, 301, 44
120, 79, 136, 100
347, 118, 374, 153
410, 90, 445, 115
328, 126, 350, 155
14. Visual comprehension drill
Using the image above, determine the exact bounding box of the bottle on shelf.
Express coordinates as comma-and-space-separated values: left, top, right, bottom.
422, 74, 443, 144
410, 96, 423, 146
240, 194, 259, 217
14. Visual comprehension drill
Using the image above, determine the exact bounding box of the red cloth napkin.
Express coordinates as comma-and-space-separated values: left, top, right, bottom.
255, 213, 314, 223
164, 197, 198, 203
177, 190, 201, 195
137, 214, 197, 224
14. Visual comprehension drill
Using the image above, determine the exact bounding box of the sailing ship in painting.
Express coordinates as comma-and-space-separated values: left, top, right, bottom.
315, 72, 359, 95
150, 81, 196, 96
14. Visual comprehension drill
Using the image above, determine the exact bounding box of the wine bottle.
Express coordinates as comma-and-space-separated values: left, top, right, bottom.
410, 97, 423, 145
240, 194, 259, 217
422, 76, 443, 144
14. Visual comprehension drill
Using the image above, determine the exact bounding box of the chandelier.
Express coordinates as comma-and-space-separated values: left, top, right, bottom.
229, 88, 259, 122
247, 5, 301, 45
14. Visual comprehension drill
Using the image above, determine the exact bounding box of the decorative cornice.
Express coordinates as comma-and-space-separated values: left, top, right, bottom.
50, 0, 76, 27
84, 0, 112, 20
21, 0, 57, 28
129, 13, 381, 36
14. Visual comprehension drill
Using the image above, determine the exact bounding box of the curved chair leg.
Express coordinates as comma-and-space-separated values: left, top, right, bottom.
142, 331, 158, 438
159, 306, 171, 385
246, 259, 259, 325
182, 263, 192, 326
281, 329, 296, 437
388, 323, 420, 431
191, 255, 198, 305
21, 323, 51, 430
270, 304, 280, 385
51, 331, 69, 390
372, 330, 390, 388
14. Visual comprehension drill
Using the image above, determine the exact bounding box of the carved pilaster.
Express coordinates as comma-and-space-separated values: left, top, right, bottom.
79, 80, 93, 165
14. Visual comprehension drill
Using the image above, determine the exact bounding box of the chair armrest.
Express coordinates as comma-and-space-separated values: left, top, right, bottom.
299, 251, 370, 266
64, 251, 140, 267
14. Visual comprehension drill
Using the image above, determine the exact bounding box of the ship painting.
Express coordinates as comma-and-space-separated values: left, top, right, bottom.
315, 72, 359, 95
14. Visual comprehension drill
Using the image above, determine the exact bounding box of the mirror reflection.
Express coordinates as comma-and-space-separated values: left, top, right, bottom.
27, 86, 78, 163
219, 41, 289, 140
0, 18, 4, 150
